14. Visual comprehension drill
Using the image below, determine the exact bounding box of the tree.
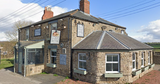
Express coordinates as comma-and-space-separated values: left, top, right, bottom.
5, 20, 34, 41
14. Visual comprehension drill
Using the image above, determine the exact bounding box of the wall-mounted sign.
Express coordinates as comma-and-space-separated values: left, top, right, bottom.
50, 30, 61, 44
60, 54, 66, 65
77, 24, 84, 37
34, 28, 41, 36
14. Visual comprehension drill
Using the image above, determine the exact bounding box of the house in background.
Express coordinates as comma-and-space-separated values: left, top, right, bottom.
14, 0, 154, 83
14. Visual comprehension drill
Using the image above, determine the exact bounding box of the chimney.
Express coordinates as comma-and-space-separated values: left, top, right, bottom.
42, 6, 53, 20
80, 0, 90, 14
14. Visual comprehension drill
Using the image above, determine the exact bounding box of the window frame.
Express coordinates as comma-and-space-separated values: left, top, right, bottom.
26, 28, 29, 40
34, 28, 41, 37
77, 24, 84, 37
132, 53, 136, 71
50, 49, 57, 64
148, 51, 151, 64
62, 48, 66, 54
78, 53, 86, 71
121, 30, 124, 34
105, 54, 119, 73
141, 52, 145, 67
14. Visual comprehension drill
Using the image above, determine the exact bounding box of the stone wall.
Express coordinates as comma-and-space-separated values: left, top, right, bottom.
44, 17, 72, 77
26, 64, 44, 76
153, 55, 160, 64
71, 18, 127, 48
72, 50, 153, 83
19, 22, 48, 41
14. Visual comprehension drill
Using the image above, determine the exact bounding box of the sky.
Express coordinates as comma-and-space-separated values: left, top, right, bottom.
0, 0, 160, 42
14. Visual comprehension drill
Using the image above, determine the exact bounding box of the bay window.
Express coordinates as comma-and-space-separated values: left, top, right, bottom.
148, 51, 151, 64
106, 54, 119, 73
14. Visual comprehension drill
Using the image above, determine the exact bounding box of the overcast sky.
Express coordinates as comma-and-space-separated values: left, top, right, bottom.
0, 0, 160, 42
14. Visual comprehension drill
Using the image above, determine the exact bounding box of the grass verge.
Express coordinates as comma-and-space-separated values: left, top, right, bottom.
0, 58, 14, 69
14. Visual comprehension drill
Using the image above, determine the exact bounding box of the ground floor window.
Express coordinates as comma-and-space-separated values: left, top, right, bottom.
141, 52, 145, 67
106, 54, 119, 73
78, 53, 86, 70
50, 49, 57, 64
27, 49, 43, 65
132, 53, 136, 71
148, 51, 151, 64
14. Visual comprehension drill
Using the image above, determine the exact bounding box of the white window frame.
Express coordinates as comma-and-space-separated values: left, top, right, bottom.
62, 48, 66, 54
148, 51, 151, 64
77, 24, 84, 37
50, 49, 57, 64
121, 30, 124, 34
141, 52, 145, 67
78, 53, 86, 71
132, 53, 136, 71
105, 54, 119, 73
26, 28, 29, 40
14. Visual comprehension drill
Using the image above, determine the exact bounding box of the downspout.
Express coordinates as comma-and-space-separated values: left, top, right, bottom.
14, 47, 16, 73
68, 17, 73, 78
24, 47, 27, 77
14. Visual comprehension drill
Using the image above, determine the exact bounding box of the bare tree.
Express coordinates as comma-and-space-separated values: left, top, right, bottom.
5, 20, 34, 41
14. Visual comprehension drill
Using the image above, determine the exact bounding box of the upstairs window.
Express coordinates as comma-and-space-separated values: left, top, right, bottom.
51, 23, 57, 30
132, 53, 136, 71
109, 30, 113, 32
121, 30, 124, 34
26, 28, 29, 40
34, 28, 41, 36
106, 54, 119, 73
77, 24, 84, 37
141, 52, 145, 67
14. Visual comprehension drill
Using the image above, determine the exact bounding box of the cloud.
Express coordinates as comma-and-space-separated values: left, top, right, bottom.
135, 19, 160, 42
0, 0, 68, 41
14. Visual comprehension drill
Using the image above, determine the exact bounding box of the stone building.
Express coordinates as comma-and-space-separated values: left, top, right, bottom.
14, 0, 154, 83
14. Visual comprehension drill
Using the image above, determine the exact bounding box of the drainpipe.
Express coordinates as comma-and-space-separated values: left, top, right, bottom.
14, 47, 16, 73
68, 17, 73, 78
24, 47, 27, 77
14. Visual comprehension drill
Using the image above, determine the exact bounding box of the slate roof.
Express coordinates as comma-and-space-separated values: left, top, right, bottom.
21, 9, 126, 29
73, 31, 153, 50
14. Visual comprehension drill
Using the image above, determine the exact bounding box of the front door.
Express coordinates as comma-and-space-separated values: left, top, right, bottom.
18, 52, 22, 73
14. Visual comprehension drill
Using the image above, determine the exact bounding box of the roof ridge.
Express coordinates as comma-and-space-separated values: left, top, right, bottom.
72, 31, 95, 48
70, 9, 79, 16
96, 31, 105, 49
106, 31, 130, 49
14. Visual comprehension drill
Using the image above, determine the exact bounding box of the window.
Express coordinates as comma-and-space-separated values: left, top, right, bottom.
51, 23, 57, 30
26, 28, 29, 40
34, 28, 41, 36
62, 48, 66, 54
50, 49, 57, 64
106, 54, 119, 73
77, 24, 84, 37
27, 49, 43, 65
121, 30, 124, 34
141, 52, 145, 67
78, 53, 86, 70
132, 53, 136, 71
109, 30, 113, 32
148, 51, 151, 64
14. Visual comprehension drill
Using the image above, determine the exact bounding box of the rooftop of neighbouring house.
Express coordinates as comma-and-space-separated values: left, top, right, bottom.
73, 31, 153, 50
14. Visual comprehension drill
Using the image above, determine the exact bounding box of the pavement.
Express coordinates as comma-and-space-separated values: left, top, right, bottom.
153, 64, 160, 71
0, 67, 65, 84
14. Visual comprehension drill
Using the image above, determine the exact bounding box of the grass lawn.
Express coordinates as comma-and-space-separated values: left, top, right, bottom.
0, 58, 14, 69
